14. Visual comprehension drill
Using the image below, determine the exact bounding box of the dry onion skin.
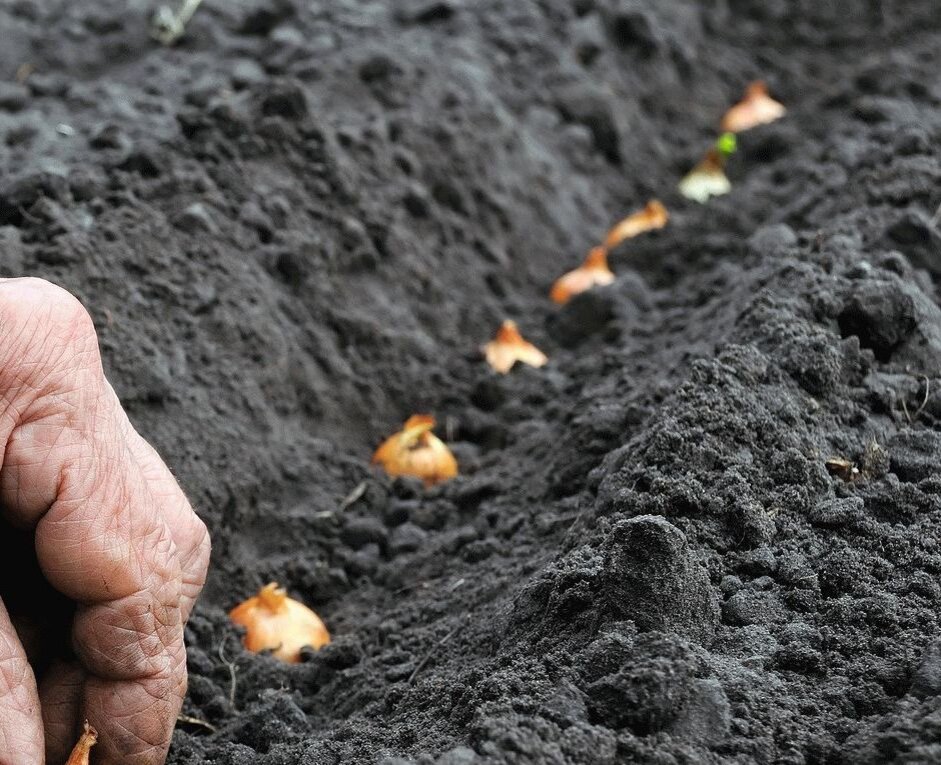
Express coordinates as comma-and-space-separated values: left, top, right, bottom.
229, 582, 331, 663
720, 81, 785, 133
550, 246, 615, 305
678, 148, 732, 204
484, 320, 548, 374
66, 722, 97, 765
603, 199, 669, 250
372, 414, 458, 486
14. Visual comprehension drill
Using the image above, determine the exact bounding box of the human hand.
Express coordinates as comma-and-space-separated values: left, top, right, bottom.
0, 278, 210, 765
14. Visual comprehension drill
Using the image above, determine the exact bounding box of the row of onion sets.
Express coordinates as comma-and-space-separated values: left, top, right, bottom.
367, 82, 785, 489
225, 82, 786, 667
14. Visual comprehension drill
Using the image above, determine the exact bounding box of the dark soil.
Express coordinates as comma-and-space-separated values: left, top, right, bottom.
4, 0, 941, 762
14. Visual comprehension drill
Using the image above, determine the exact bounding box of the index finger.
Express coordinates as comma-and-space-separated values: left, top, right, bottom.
0, 279, 188, 764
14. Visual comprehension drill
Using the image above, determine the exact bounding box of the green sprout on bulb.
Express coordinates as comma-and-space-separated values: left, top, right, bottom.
716, 132, 738, 159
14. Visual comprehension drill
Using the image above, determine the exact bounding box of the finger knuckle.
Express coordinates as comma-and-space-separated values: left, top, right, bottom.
96, 673, 185, 764
12, 278, 94, 338
75, 587, 185, 681
0, 278, 101, 390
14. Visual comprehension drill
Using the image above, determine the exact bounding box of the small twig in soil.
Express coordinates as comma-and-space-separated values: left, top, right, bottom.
392, 580, 428, 596
445, 415, 457, 444
217, 635, 239, 709
561, 506, 589, 550
311, 480, 368, 520
588, 608, 602, 638
914, 376, 931, 419
407, 626, 458, 686
393, 574, 465, 597
152, 0, 205, 45
339, 480, 368, 512
930, 202, 941, 229
17, 204, 45, 226
901, 375, 930, 424
177, 714, 217, 733
15, 63, 34, 84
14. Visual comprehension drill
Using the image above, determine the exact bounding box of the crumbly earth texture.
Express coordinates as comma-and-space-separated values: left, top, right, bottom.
3, 1, 941, 763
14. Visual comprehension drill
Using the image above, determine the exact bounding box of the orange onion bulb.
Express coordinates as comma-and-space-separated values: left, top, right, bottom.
229, 582, 331, 663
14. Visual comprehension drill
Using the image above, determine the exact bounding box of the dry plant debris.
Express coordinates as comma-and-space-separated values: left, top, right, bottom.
825, 440, 888, 482
825, 456, 860, 482
152, 0, 205, 45
372, 415, 459, 485
229, 582, 331, 663
66, 722, 97, 765
484, 320, 548, 374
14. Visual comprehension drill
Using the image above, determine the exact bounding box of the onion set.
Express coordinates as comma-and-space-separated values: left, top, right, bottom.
551, 199, 669, 304
550, 246, 615, 305
679, 139, 733, 204
484, 320, 548, 374
721, 81, 785, 133
372, 414, 458, 485
229, 582, 331, 663
603, 199, 669, 250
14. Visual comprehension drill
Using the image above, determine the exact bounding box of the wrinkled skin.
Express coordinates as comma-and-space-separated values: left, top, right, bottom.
0, 278, 210, 765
